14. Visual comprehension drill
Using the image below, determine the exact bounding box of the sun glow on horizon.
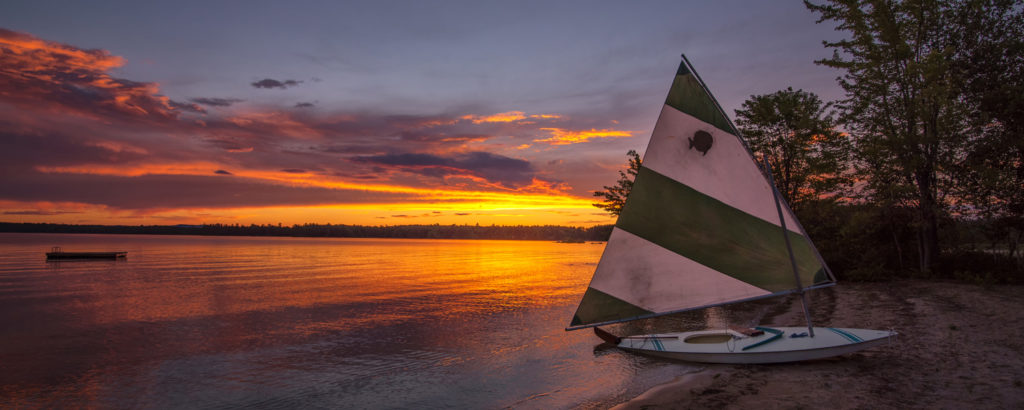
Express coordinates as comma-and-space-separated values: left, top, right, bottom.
34, 162, 592, 204
18, 162, 615, 227
0, 199, 615, 227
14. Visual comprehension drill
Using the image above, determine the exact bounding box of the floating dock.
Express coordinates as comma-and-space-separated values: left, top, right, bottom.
46, 246, 127, 260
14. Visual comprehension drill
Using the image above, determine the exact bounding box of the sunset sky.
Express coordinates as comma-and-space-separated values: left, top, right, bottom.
0, 1, 843, 227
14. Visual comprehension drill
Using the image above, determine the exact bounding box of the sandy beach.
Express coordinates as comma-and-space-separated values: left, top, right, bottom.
612, 280, 1024, 409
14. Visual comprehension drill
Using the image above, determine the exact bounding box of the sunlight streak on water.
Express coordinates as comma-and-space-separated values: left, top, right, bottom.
0, 233, 701, 408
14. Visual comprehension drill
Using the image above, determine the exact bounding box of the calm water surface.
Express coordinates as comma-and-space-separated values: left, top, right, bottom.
0, 233, 713, 409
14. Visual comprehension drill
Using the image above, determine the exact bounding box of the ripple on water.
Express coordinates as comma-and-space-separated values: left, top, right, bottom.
0, 233, 706, 409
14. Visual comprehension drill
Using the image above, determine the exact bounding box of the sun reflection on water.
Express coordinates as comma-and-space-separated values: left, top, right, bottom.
0, 233, 703, 408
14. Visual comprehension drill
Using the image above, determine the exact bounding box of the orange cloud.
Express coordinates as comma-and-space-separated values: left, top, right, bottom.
534, 128, 633, 145
0, 28, 183, 121
86, 140, 150, 155
35, 162, 225, 177
0, 29, 124, 74
460, 111, 561, 124
0, 200, 99, 215
462, 111, 527, 123
225, 111, 323, 139
32, 162, 589, 209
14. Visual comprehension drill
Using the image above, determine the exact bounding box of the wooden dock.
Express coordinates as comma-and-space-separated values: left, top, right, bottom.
46, 246, 126, 260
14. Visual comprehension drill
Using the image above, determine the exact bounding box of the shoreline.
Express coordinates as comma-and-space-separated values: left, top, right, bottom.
609, 280, 1024, 409
611, 368, 722, 410
0, 224, 612, 243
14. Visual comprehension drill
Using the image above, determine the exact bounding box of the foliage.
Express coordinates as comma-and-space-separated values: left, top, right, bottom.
939, 250, 1022, 284
806, 0, 979, 272
592, 149, 642, 216
734, 87, 851, 210
796, 200, 904, 281
946, 0, 1024, 256
795, 200, 1022, 283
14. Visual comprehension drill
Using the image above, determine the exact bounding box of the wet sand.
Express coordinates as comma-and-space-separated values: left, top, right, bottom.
612, 280, 1024, 409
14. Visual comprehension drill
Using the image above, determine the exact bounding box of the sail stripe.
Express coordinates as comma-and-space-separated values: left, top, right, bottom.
570, 286, 652, 327
572, 227, 773, 326
617, 166, 827, 292
665, 66, 735, 135
641, 104, 803, 231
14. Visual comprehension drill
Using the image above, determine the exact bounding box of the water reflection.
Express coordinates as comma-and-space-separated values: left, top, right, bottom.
0, 233, 702, 408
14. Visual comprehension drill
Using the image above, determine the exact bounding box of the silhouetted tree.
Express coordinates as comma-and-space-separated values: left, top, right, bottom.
735, 87, 850, 210
592, 150, 641, 216
947, 0, 1024, 259
807, 0, 974, 272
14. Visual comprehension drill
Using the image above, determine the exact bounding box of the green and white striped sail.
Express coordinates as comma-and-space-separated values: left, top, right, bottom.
569, 57, 835, 329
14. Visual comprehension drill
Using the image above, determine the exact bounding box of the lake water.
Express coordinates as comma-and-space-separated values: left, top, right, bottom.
0, 233, 719, 409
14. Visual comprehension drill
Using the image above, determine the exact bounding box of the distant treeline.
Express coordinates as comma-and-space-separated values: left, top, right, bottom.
0, 222, 615, 242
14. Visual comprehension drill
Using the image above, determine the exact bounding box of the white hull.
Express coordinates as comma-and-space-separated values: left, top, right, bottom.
617, 327, 895, 364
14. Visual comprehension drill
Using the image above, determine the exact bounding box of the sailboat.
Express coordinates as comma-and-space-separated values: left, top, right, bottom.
566, 55, 895, 364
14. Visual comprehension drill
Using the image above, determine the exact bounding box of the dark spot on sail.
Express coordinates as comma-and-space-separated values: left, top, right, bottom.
689, 130, 713, 156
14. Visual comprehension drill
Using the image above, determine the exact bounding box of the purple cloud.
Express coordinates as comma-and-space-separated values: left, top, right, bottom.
353, 151, 536, 188
251, 78, 302, 89
191, 97, 244, 107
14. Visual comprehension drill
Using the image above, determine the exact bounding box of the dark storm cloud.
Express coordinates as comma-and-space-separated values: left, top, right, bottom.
190, 97, 244, 107
354, 151, 536, 188
251, 78, 302, 89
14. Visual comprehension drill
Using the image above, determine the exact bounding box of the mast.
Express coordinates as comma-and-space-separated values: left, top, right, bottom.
763, 158, 815, 337
685, 52, 818, 336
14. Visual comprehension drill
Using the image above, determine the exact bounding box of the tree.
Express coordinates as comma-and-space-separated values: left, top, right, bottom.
806, 0, 972, 273
593, 150, 641, 216
734, 87, 850, 210
947, 0, 1024, 259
